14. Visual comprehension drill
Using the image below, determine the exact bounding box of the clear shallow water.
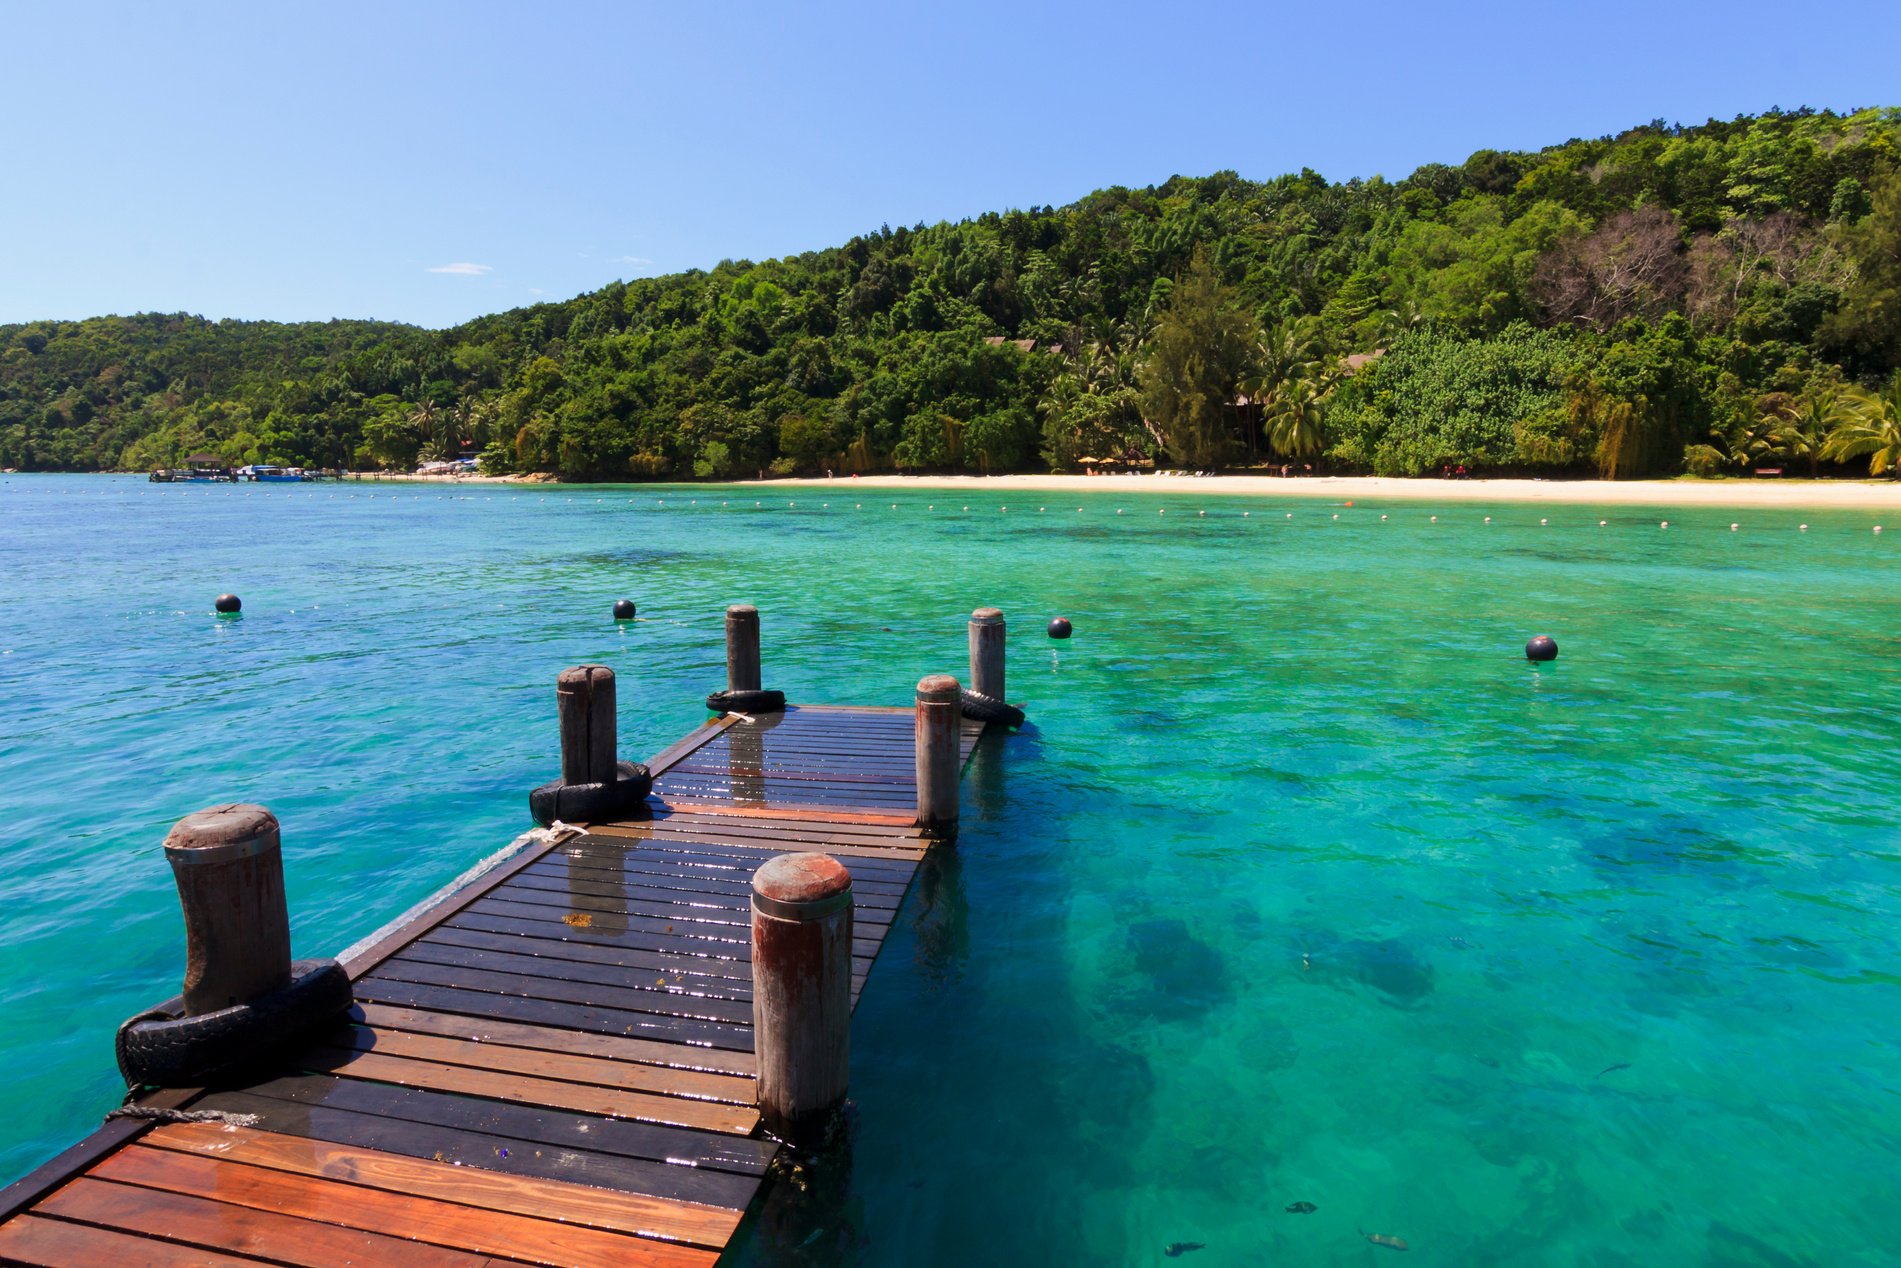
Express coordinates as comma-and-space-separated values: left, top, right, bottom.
2, 474, 1899, 1265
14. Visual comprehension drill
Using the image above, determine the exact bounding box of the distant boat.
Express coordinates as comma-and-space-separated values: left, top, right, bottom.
151, 454, 236, 482
238, 465, 306, 482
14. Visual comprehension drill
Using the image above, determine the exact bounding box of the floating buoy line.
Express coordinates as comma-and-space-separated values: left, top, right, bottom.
20, 485, 1901, 537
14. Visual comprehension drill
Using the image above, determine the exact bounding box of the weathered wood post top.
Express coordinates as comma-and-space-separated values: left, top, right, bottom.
163, 803, 292, 1014
726, 604, 762, 693
556, 664, 618, 786
751, 851, 853, 1145
968, 607, 1005, 703
915, 673, 961, 833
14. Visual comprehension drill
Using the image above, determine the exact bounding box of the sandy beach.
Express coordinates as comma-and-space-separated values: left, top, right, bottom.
341, 468, 1901, 510
764, 472, 1901, 510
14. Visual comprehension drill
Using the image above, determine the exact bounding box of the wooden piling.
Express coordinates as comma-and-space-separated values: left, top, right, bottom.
751, 852, 853, 1145
726, 605, 762, 693
162, 804, 292, 1015
968, 607, 1005, 701
915, 674, 961, 832
556, 665, 617, 785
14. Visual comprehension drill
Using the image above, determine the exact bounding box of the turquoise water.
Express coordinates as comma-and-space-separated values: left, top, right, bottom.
3, 474, 1899, 1265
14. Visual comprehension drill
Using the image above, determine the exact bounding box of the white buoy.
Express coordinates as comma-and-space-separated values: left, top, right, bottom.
1540, 518, 1548, 525
1332, 513, 1339, 520
1285, 512, 1292, 519
1243, 511, 1249, 517
1198, 510, 1205, 517
1381, 514, 1387, 520
1660, 521, 1669, 529
1599, 520, 1607, 527
1730, 523, 1738, 531
1800, 524, 1808, 531
1430, 515, 1438, 522
1876, 525, 1884, 534
1159, 509, 1165, 515
1001, 506, 1007, 512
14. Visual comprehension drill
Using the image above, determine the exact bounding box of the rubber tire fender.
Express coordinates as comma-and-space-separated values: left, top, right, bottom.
706, 688, 786, 714
529, 760, 653, 827
960, 689, 1025, 728
116, 958, 353, 1089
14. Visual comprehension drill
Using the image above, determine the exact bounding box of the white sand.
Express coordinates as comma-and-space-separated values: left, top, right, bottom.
764, 472, 1901, 510
352, 468, 1901, 510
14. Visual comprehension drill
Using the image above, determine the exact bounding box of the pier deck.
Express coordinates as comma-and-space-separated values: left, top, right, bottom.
0, 704, 985, 1267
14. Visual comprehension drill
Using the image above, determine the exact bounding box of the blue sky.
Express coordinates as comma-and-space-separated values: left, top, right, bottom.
2, 0, 1896, 329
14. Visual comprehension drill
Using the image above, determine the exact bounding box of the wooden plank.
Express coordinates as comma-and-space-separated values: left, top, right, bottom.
456, 897, 886, 959
397, 939, 754, 1004
590, 820, 927, 858
623, 802, 918, 828
0, 1213, 263, 1267
535, 843, 915, 890
427, 922, 756, 985
397, 941, 753, 1011
648, 809, 927, 839
144, 1122, 743, 1249
36, 1175, 486, 1267
573, 829, 926, 869
339, 829, 569, 980
94, 1145, 717, 1268
522, 855, 909, 904
351, 1002, 756, 1077
193, 1088, 762, 1209
482, 876, 896, 935
298, 1045, 758, 1134
350, 977, 771, 1051
325, 1023, 755, 1105
389, 944, 760, 1016
640, 715, 739, 777
230, 1074, 775, 1174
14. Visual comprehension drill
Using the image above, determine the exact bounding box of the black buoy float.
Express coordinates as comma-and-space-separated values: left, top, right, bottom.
612, 599, 637, 621
1525, 635, 1558, 662
214, 593, 241, 614
1048, 617, 1073, 640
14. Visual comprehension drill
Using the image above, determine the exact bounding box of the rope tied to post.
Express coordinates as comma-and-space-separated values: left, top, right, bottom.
105, 1105, 261, 1128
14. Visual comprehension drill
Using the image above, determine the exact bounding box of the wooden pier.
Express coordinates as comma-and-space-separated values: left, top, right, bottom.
0, 699, 989, 1266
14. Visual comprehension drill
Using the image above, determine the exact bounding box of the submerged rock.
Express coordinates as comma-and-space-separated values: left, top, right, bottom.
1301, 934, 1435, 1004
1123, 918, 1230, 1020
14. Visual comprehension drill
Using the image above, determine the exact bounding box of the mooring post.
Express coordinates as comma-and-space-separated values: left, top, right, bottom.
557, 664, 618, 785
727, 604, 762, 694
968, 607, 1005, 701
163, 804, 293, 1015
915, 673, 961, 832
751, 852, 853, 1145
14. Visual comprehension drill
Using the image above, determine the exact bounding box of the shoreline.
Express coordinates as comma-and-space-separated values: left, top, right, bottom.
45, 469, 1901, 509
754, 472, 1901, 510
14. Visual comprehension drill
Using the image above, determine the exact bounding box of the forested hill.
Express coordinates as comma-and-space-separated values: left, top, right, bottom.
6, 107, 1901, 480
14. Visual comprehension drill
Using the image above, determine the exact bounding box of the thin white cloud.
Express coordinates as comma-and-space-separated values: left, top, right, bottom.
611, 255, 653, 266
527, 287, 546, 296
426, 262, 492, 276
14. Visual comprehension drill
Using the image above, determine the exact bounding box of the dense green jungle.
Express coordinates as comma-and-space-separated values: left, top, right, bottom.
5, 107, 1901, 481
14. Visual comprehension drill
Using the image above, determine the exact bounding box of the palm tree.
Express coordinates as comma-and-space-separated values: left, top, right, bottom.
1261, 374, 1329, 458
1727, 414, 1789, 471
1822, 376, 1899, 477
1770, 384, 1870, 476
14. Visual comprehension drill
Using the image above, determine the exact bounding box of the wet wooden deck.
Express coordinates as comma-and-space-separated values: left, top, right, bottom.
0, 705, 985, 1267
